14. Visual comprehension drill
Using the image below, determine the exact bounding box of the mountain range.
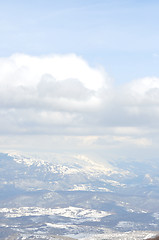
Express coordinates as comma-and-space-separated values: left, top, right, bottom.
0, 152, 159, 239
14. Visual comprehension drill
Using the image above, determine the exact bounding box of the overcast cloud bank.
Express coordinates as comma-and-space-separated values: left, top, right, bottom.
0, 54, 158, 158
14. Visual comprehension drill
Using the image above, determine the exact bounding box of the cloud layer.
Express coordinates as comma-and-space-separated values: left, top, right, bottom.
0, 54, 159, 156
0, 54, 109, 134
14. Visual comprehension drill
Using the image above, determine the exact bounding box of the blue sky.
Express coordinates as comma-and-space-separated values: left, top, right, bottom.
0, 0, 159, 161
1, 0, 159, 84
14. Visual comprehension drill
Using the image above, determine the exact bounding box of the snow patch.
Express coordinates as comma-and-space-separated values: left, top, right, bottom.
0, 206, 112, 222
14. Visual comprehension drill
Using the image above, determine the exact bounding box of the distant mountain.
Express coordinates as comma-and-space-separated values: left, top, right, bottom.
1, 151, 159, 200
0, 152, 159, 239
0, 152, 129, 193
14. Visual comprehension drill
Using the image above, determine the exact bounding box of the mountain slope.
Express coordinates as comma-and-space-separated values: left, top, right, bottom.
0, 152, 159, 239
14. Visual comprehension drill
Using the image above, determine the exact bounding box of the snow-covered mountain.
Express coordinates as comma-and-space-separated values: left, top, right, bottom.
1, 152, 128, 192
0, 152, 159, 239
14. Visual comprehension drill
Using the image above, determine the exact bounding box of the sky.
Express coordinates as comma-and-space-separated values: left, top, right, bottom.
0, 0, 159, 163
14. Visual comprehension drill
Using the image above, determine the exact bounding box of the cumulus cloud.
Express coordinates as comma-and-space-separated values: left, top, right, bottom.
0, 53, 159, 156
0, 54, 108, 110
118, 77, 159, 127
37, 74, 92, 100
0, 54, 109, 135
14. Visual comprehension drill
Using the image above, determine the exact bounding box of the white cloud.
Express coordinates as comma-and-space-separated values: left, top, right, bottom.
123, 77, 159, 100
0, 53, 159, 158
0, 54, 106, 90
0, 54, 110, 136
0, 54, 108, 111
